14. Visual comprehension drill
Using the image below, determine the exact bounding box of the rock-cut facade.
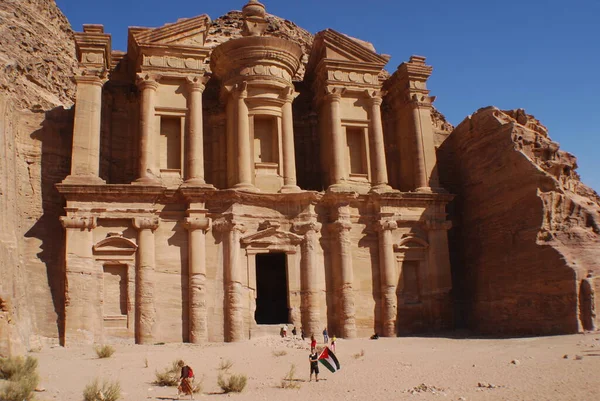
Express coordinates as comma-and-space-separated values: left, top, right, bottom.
55, 0, 454, 345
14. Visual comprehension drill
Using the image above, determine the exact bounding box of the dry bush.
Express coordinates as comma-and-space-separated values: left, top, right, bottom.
154, 359, 183, 387
353, 349, 365, 359
217, 373, 247, 393
280, 364, 301, 389
272, 350, 287, 357
0, 356, 39, 401
95, 344, 116, 359
83, 378, 121, 401
218, 359, 233, 371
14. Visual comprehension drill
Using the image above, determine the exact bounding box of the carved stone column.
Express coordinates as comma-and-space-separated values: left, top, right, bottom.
281, 87, 300, 192
377, 219, 398, 337
63, 75, 107, 185
60, 216, 98, 345
294, 221, 322, 337
331, 212, 356, 338
215, 220, 247, 342
185, 76, 211, 186
366, 91, 391, 191
185, 216, 211, 343
326, 87, 347, 187
133, 216, 159, 344
135, 74, 160, 184
411, 100, 429, 191
232, 83, 255, 191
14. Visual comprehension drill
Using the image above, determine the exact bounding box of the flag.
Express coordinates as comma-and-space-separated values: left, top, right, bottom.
318, 346, 341, 373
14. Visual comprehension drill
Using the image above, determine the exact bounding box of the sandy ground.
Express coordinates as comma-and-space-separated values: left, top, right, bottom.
28, 332, 600, 401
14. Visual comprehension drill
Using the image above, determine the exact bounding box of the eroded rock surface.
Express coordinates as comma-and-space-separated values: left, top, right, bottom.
0, 0, 77, 110
438, 106, 600, 334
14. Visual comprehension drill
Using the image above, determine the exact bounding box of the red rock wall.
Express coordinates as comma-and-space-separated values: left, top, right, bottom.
438, 107, 600, 335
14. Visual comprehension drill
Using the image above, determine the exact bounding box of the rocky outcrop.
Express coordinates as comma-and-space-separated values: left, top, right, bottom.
0, 0, 77, 110
438, 106, 600, 335
0, 0, 76, 355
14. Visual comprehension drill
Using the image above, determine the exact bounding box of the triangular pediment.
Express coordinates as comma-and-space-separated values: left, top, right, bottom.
312, 29, 390, 66
133, 14, 211, 47
241, 227, 303, 247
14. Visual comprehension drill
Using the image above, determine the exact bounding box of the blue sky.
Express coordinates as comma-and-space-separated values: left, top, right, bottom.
55, 0, 600, 191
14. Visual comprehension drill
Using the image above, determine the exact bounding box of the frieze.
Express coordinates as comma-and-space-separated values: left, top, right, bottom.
328, 70, 376, 85
142, 54, 204, 71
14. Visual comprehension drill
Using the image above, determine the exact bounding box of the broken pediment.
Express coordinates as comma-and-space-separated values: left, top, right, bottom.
132, 14, 211, 47
241, 227, 303, 247
309, 29, 390, 68
394, 235, 429, 251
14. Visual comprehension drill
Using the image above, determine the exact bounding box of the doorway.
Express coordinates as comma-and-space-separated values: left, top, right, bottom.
255, 253, 288, 324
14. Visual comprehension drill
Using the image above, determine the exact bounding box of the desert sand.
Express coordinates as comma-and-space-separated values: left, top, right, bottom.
31, 332, 600, 401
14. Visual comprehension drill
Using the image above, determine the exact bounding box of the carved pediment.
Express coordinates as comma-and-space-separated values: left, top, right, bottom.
93, 233, 138, 255
133, 14, 211, 47
241, 227, 303, 247
394, 235, 429, 251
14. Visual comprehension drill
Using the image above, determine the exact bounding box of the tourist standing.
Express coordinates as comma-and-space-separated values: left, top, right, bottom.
323, 327, 329, 343
310, 334, 317, 350
331, 335, 336, 352
309, 348, 319, 382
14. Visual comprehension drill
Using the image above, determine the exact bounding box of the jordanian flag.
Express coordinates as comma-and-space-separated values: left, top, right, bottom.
318, 346, 341, 373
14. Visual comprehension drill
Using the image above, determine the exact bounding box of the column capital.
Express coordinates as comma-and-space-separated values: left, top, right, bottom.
232, 81, 248, 99
330, 220, 352, 233
364, 89, 386, 106
376, 220, 398, 232
213, 219, 247, 234
60, 216, 97, 230
74, 73, 107, 87
185, 217, 211, 232
293, 221, 322, 235
324, 86, 346, 102
186, 75, 209, 92
425, 219, 452, 231
281, 86, 299, 103
136, 73, 160, 90
133, 216, 160, 231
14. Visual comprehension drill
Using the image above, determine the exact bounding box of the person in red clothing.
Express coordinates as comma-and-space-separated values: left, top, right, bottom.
310, 334, 317, 350
176, 360, 195, 400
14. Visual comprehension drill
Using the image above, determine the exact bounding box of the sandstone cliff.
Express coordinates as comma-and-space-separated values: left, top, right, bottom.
438, 107, 600, 335
0, 0, 76, 356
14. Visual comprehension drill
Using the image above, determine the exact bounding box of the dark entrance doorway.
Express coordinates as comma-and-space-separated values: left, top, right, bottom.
255, 253, 288, 324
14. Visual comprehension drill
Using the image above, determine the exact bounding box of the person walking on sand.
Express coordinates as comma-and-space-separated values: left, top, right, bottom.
301, 327, 305, 341
283, 324, 288, 337
310, 334, 317, 350
331, 334, 336, 352
309, 347, 319, 382
176, 360, 195, 400
292, 326, 297, 337
323, 327, 329, 343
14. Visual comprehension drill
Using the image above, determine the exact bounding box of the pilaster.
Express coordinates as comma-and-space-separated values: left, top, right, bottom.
185, 75, 213, 187
62, 25, 111, 185
376, 218, 398, 337
293, 220, 323, 337
330, 208, 356, 338
133, 216, 160, 344
61, 216, 98, 345
134, 74, 161, 184
365, 90, 392, 192
280, 87, 301, 193
325, 87, 347, 188
185, 214, 211, 343
214, 219, 247, 342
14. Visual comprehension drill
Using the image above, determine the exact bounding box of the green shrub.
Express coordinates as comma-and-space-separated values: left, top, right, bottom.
218, 373, 247, 393
154, 359, 183, 387
353, 349, 365, 359
94, 345, 116, 359
0, 356, 39, 401
83, 378, 121, 401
